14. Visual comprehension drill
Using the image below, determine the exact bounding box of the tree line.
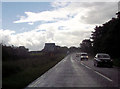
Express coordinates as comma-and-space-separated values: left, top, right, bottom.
2, 11, 120, 60
2, 44, 29, 61
80, 12, 120, 58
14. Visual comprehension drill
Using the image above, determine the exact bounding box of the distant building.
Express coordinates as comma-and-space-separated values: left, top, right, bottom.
43, 43, 56, 52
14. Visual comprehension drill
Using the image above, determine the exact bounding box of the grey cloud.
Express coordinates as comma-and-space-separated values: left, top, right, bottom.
0, 35, 11, 45
80, 2, 118, 24
71, 30, 91, 37
55, 30, 91, 47
2, 2, 118, 51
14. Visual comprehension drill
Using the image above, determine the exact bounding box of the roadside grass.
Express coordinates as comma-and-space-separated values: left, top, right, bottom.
30, 52, 43, 56
3, 53, 66, 89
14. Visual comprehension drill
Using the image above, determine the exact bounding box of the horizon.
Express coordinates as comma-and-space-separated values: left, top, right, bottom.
0, 1, 118, 51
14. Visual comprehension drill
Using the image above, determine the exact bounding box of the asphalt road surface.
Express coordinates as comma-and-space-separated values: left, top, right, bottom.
27, 53, 120, 87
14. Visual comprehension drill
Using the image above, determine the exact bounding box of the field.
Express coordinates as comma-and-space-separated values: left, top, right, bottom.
3, 52, 66, 89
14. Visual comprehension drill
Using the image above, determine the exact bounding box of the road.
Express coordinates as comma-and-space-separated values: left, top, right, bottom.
27, 53, 120, 87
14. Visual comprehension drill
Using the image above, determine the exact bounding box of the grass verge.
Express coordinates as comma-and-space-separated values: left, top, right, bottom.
3, 53, 66, 89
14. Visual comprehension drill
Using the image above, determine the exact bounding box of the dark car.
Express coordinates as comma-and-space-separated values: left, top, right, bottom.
94, 53, 113, 67
80, 53, 88, 61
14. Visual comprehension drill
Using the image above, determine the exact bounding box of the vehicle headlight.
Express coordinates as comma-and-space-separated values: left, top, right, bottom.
86, 56, 88, 58
81, 56, 84, 58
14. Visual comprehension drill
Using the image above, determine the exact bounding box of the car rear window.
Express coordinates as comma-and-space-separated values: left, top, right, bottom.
81, 54, 87, 56
98, 55, 110, 58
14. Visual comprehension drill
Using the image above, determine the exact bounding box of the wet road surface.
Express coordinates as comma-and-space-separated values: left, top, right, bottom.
27, 53, 120, 87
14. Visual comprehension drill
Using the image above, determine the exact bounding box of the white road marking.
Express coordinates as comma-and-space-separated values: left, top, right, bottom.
28, 57, 67, 87
94, 71, 113, 82
62, 59, 66, 63
80, 62, 84, 65
85, 65, 92, 69
29, 79, 41, 87
71, 57, 74, 63
81, 62, 113, 82
81, 63, 91, 69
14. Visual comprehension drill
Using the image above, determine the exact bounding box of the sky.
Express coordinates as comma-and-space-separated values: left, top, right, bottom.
0, 1, 118, 51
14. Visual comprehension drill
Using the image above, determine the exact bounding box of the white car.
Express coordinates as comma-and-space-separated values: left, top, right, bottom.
80, 53, 88, 61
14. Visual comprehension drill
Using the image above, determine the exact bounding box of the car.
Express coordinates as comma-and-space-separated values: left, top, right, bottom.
94, 53, 113, 67
76, 53, 80, 57
80, 52, 88, 61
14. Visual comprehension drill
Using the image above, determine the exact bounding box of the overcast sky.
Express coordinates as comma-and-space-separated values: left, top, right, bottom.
0, 1, 118, 51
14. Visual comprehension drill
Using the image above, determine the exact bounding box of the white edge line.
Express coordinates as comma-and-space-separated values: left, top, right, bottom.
94, 71, 113, 82
85, 65, 92, 69
81, 62, 113, 82
28, 57, 66, 87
